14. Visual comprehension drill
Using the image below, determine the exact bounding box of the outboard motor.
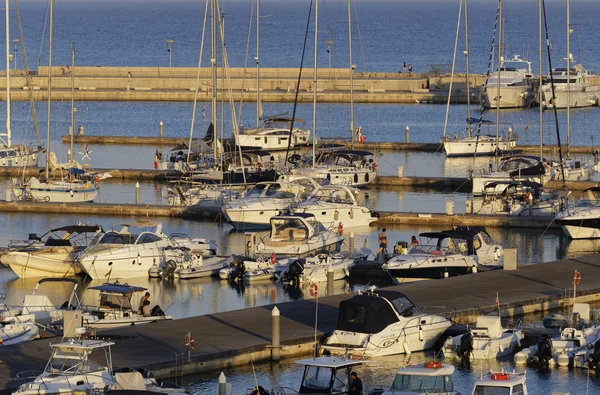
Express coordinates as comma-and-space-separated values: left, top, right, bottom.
229, 261, 246, 282
536, 334, 553, 365
458, 332, 473, 363
282, 260, 304, 283
586, 341, 600, 370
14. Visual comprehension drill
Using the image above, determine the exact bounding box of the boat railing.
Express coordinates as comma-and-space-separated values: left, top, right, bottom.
8, 371, 43, 387
246, 387, 299, 395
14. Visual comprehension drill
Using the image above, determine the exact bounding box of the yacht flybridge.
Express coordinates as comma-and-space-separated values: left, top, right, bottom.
322, 290, 451, 357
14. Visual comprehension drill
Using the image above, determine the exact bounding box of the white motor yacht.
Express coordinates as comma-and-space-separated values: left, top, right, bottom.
222, 178, 319, 230
471, 155, 547, 197
177, 255, 231, 279
472, 371, 528, 395
322, 290, 452, 357
169, 233, 219, 256
514, 303, 600, 368
380, 362, 458, 395
556, 187, 600, 239
1, 225, 103, 278
474, 181, 561, 216
82, 283, 172, 328
278, 253, 354, 284
236, 115, 310, 151
443, 316, 523, 360
382, 227, 503, 280
290, 185, 379, 228
541, 64, 599, 108
479, 55, 536, 109
76, 222, 179, 280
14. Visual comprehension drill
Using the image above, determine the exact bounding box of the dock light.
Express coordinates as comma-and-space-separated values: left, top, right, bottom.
166, 39, 174, 68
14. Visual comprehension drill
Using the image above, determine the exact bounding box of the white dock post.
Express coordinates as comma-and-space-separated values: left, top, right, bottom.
405, 125, 410, 143
327, 266, 334, 296
218, 372, 227, 395
135, 182, 140, 205
159, 121, 164, 138
271, 306, 280, 361
397, 166, 404, 178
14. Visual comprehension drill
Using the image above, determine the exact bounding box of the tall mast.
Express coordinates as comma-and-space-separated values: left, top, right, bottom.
45, 0, 53, 179
566, 0, 571, 158
348, 0, 354, 148
495, 0, 503, 145
464, 0, 471, 137
312, 0, 318, 168
211, 0, 218, 161
69, 43, 75, 163
5, 0, 11, 147
255, 0, 260, 127
539, 0, 543, 160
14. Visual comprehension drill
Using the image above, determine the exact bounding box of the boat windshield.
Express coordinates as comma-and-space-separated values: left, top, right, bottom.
271, 218, 308, 241
390, 296, 418, 316
575, 199, 600, 208
300, 366, 333, 392
98, 232, 136, 245
45, 349, 105, 375
473, 385, 518, 395
99, 292, 132, 310
246, 184, 279, 198
409, 237, 469, 256
390, 374, 453, 393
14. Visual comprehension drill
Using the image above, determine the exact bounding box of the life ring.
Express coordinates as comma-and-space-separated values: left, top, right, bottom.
44, 196, 50, 202
491, 373, 510, 381
424, 361, 442, 369
338, 222, 344, 236
309, 283, 318, 297
271, 252, 277, 265
185, 334, 195, 350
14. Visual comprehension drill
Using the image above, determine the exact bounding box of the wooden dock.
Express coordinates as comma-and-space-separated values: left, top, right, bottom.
0, 253, 599, 392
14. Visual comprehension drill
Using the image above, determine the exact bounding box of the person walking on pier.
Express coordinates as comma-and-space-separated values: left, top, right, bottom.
402, 61, 406, 73
349, 372, 362, 395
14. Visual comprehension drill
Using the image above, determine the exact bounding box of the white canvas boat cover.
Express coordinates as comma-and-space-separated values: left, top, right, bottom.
114, 372, 146, 390
474, 316, 503, 339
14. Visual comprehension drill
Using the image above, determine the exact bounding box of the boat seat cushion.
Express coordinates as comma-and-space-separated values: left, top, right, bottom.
292, 230, 307, 240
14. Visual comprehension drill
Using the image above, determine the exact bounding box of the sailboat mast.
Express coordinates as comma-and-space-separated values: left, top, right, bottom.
45, 0, 53, 179
256, 0, 260, 128
442, 0, 463, 139
5, 0, 11, 147
464, 0, 471, 137
539, 0, 543, 160
69, 43, 75, 163
566, 0, 570, 158
348, 0, 354, 148
495, 0, 502, 144
312, 0, 318, 168
211, 0, 217, 161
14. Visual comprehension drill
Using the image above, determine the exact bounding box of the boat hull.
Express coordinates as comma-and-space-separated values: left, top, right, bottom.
387, 266, 477, 280
443, 138, 517, 157
480, 86, 536, 109
1, 250, 83, 278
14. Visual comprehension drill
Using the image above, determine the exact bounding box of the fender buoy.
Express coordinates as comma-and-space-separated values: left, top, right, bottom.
424, 361, 442, 369
271, 252, 277, 265
491, 373, 510, 380
338, 222, 344, 236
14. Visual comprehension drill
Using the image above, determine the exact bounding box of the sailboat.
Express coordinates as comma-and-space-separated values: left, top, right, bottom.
442, 0, 517, 157
0, 0, 43, 167
289, 0, 378, 188
10, 0, 99, 203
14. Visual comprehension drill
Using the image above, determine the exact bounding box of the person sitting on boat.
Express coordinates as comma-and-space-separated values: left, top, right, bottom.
139, 291, 150, 313
142, 300, 152, 317
409, 235, 419, 247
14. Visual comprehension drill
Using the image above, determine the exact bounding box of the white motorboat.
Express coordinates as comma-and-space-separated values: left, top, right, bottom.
169, 233, 219, 256
479, 55, 536, 109
471, 155, 547, 197
322, 290, 452, 357
278, 253, 354, 284
290, 185, 379, 228
177, 255, 230, 279
472, 371, 529, 395
443, 316, 523, 360
382, 227, 503, 280
541, 65, 599, 108
222, 178, 319, 230
1, 225, 103, 278
219, 255, 276, 282
514, 303, 600, 368
474, 181, 561, 216
236, 115, 310, 151
556, 187, 600, 239
245, 213, 345, 258
380, 362, 458, 395
76, 222, 180, 280
290, 149, 378, 188
0, 322, 39, 346
82, 283, 172, 328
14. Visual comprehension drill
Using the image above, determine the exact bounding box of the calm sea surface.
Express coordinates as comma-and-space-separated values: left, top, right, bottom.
1, 0, 600, 391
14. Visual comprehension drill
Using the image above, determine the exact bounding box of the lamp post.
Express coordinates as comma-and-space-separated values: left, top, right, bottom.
12, 38, 18, 70
166, 39, 174, 68
326, 39, 333, 69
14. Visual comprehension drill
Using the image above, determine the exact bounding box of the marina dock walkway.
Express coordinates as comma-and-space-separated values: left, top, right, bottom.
0, 254, 599, 392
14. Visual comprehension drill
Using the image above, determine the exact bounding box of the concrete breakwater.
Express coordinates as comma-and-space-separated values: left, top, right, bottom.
0, 66, 493, 104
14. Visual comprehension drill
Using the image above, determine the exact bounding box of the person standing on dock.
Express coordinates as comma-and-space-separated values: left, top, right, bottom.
408, 64, 413, 75
77, 125, 84, 136
127, 71, 133, 91
378, 228, 388, 250
402, 62, 406, 73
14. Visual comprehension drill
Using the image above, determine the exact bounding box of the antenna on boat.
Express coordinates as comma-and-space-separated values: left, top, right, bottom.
311, 283, 319, 357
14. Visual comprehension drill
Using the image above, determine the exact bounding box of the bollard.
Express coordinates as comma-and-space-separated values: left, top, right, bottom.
349, 231, 355, 257
405, 125, 410, 143
397, 166, 404, 178
135, 182, 140, 205
327, 266, 334, 296
503, 248, 517, 270
218, 372, 227, 395
159, 121, 164, 138
271, 307, 280, 361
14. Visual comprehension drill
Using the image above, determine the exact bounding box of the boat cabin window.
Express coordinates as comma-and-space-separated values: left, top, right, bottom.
300, 366, 334, 392
0, 150, 17, 158
332, 367, 349, 392
473, 385, 511, 395
99, 232, 135, 245
99, 292, 132, 310
391, 374, 453, 393
246, 184, 269, 198
136, 233, 162, 244
390, 296, 419, 317
271, 218, 308, 241
45, 349, 105, 375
